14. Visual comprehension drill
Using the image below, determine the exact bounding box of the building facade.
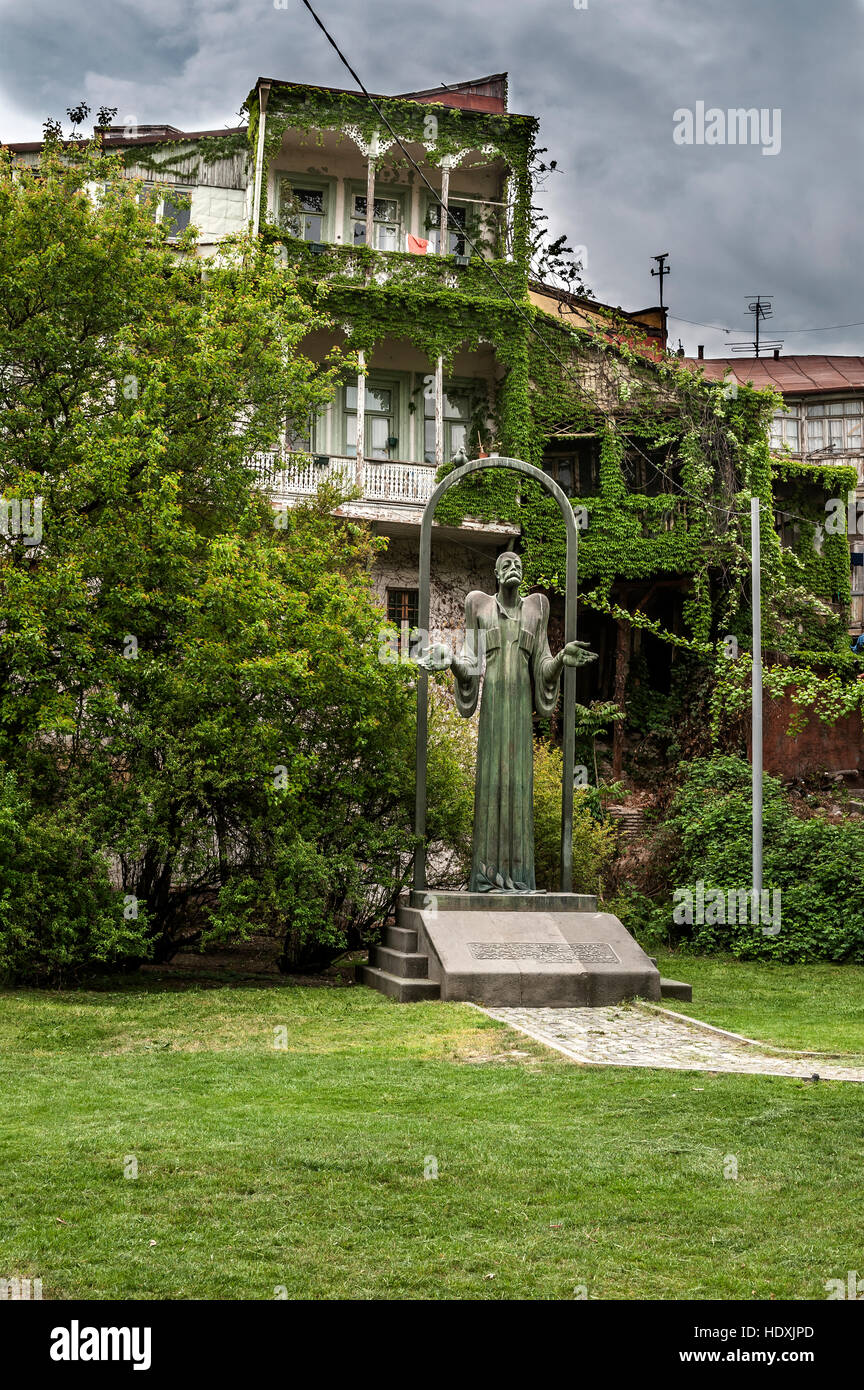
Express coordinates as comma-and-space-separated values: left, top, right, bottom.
688, 356, 864, 634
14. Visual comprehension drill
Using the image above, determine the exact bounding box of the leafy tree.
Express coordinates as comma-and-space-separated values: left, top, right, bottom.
0, 135, 470, 977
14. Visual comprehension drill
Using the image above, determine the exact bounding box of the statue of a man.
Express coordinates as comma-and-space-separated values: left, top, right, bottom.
418, 551, 597, 893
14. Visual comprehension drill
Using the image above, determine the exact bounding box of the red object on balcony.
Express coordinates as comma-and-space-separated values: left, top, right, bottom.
406, 234, 431, 255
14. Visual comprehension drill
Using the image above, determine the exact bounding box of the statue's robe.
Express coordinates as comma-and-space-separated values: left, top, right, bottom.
453, 589, 562, 892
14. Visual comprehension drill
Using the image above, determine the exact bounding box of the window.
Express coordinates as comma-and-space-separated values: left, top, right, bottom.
139, 186, 192, 237
352, 194, 401, 251
386, 588, 419, 630
770, 409, 800, 452
161, 190, 191, 238
424, 386, 471, 463
279, 181, 327, 241
805, 399, 863, 453
285, 413, 316, 453
344, 382, 397, 458
543, 441, 600, 496
426, 201, 468, 254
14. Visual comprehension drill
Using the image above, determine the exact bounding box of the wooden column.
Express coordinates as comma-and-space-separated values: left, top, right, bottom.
365, 142, 376, 249
355, 349, 366, 491
439, 163, 450, 254
434, 356, 444, 470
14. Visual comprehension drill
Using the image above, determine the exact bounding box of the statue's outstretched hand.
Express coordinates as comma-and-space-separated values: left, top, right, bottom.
416, 642, 453, 673
561, 639, 598, 669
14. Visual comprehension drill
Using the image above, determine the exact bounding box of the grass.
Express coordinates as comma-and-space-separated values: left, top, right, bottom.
2, 974, 864, 1300
654, 953, 864, 1057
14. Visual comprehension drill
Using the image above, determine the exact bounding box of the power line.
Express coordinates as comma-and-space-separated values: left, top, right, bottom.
296, 0, 830, 534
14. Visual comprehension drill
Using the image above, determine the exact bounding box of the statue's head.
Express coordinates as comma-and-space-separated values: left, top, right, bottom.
495, 551, 522, 585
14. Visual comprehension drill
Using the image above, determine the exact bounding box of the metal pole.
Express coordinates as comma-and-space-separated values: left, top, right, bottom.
751, 495, 763, 896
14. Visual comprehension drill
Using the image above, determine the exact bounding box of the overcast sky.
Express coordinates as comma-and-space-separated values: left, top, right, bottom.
2, 0, 862, 358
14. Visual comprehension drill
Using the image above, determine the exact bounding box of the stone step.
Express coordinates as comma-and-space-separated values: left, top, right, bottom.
370, 944, 429, 978
355, 964, 441, 1002
660, 977, 693, 1002
384, 924, 418, 953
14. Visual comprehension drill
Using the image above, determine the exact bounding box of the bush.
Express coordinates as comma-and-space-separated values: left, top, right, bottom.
0, 775, 149, 985
655, 755, 864, 962
533, 740, 617, 893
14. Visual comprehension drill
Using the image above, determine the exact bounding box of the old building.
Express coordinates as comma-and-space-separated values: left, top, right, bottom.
7, 76, 856, 778
687, 355, 864, 634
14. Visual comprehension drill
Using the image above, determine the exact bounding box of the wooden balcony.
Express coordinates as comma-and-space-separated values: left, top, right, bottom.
252, 449, 517, 539
253, 450, 439, 508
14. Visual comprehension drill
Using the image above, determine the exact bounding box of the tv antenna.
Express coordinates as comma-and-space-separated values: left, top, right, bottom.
651, 252, 670, 309
730, 296, 783, 358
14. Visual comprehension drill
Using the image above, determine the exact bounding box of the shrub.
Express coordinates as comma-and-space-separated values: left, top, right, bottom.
655, 755, 864, 962
0, 775, 149, 985
533, 740, 617, 893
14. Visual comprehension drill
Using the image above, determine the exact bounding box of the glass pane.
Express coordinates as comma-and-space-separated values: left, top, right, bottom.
367, 388, 391, 413
829, 419, 844, 442
424, 419, 435, 463
345, 413, 357, 456
296, 189, 324, 213
847, 419, 862, 447
162, 194, 191, 236
374, 198, 398, 221
444, 391, 470, 420
809, 403, 825, 416
376, 223, 398, 251
828, 402, 844, 415
345, 385, 358, 410
369, 416, 390, 457
353, 195, 367, 216
285, 415, 312, 452
450, 422, 468, 456
846, 400, 863, 414
301, 213, 323, 241
352, 220, 366, 245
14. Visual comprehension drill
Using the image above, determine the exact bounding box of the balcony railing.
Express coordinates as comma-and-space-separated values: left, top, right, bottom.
254, 450, 439, 508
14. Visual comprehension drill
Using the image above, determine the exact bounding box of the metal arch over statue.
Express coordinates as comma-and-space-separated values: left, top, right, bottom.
412, 454, 594, 896
356, 453, 682, 1007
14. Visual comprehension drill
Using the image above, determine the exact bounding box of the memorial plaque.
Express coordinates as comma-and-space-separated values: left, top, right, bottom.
468, 941, 620, 964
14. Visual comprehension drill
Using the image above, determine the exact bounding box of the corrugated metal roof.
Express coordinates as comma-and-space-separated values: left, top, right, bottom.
684, 356, 864, 394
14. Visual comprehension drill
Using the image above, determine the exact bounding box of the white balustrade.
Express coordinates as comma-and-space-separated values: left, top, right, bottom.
253, 451, 437, 508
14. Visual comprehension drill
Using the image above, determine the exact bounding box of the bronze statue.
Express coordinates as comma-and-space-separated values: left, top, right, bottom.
418, 551, 597, 893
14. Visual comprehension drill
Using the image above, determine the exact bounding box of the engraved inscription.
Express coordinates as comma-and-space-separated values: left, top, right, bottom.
467, 941, 620, 964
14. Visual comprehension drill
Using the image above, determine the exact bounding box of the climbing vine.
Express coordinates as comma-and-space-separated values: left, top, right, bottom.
242, 80, 858, 748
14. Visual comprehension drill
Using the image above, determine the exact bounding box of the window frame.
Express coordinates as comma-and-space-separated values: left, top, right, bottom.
422, 375, 480, 464
425, 198, 471, 255
139, 183, 194, 239
343, 371, 404, 459
345, 180, 406, 252
276, 173, 336, 244
386, 587, 420, 631
803, 397, 864, 454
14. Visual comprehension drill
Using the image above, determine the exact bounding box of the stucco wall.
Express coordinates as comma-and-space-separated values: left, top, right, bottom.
371, 535, 499, 645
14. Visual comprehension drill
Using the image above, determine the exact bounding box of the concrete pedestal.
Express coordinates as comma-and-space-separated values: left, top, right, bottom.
357, 890, 664, 1007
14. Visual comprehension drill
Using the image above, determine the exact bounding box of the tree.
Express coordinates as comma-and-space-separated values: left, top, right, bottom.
0, 136, 470, 977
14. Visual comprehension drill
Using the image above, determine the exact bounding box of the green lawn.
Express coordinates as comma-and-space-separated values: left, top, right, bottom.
655, 953, 864, 1056
1, 975, 863, 1300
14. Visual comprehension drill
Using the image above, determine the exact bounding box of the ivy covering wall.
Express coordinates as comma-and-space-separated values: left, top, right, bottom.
242, 80, 862, 741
